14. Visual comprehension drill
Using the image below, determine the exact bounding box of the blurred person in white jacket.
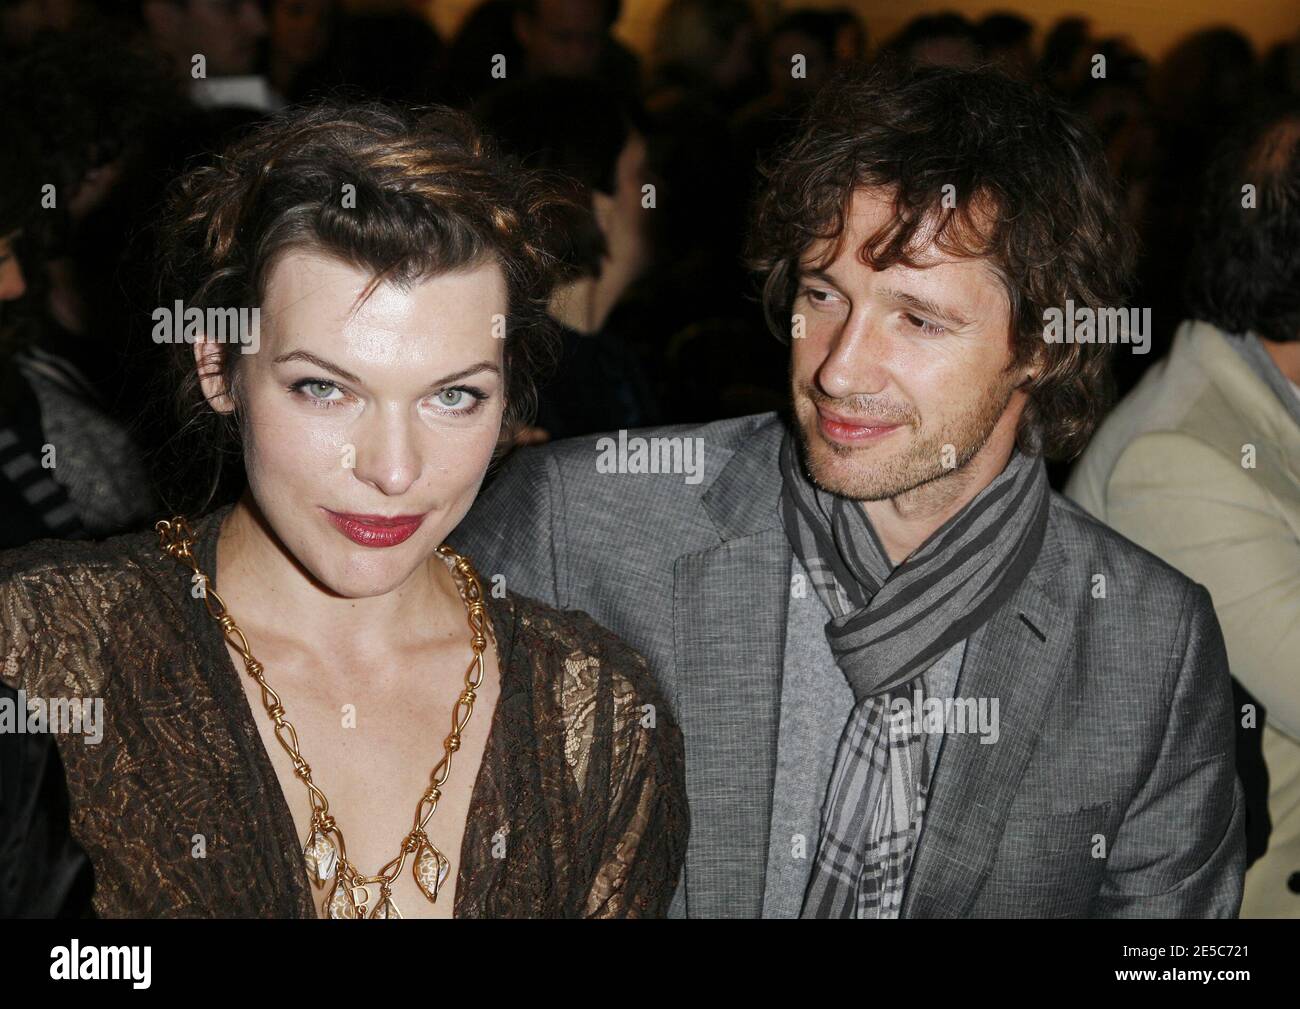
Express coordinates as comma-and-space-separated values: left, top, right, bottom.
1068, 103, 1300, 918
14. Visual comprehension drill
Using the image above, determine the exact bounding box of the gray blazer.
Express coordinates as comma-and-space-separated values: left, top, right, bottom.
450, 412, 1246, 917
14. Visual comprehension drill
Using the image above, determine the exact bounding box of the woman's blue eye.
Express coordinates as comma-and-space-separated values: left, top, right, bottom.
289, 379, 484, 413
292, 378, 344, 402
430, 386, 487, 415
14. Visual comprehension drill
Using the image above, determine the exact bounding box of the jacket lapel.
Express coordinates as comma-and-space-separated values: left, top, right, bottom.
900, 519, 1072, 917
671, 418, 790, 917
671, 417, 1077, 918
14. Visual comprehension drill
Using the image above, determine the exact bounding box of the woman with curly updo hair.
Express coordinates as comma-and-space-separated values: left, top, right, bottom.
0, 102, 687, 919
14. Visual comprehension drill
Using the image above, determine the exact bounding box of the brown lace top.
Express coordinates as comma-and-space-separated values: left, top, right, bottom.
0, 504, 687, 917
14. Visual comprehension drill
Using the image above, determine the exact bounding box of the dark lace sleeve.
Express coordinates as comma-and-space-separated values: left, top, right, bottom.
0, 543, 112, 700
581, 635, 688, 918
508, 598, 688, 919
0, 549, 53, 694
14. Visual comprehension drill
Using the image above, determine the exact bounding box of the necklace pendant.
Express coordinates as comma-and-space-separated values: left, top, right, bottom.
370, 892, 402, 919
413, 838, 451, 903
326, 875, 355, 919
303, 829, 338, 886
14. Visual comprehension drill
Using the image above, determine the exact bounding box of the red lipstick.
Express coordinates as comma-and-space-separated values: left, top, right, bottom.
323, 509, 426, 548
816, 405, 905, 445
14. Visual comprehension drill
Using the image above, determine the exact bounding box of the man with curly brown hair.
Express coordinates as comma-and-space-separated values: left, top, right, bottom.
453, 60, 1247, 918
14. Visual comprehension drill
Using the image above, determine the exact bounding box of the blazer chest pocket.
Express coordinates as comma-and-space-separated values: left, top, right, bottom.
978, 802, 1114, 916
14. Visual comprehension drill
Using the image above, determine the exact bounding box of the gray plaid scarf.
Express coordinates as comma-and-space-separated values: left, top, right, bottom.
778, 429, 1050, 917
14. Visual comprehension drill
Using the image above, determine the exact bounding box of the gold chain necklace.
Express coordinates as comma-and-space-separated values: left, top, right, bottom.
156, 514, 491, 919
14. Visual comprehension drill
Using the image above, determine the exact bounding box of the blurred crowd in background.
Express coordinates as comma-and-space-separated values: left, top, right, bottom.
2, 0, 1300, 537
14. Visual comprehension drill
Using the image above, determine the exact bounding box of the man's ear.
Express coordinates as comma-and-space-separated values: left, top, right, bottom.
1016, 339, 1044, 387
193, 338, 236, 414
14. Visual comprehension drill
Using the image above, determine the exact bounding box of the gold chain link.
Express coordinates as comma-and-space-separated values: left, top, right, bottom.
156, 515, 492, 918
